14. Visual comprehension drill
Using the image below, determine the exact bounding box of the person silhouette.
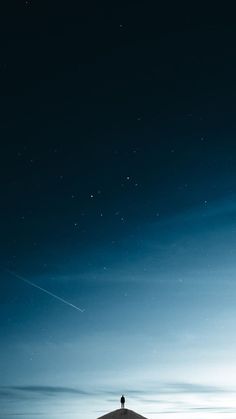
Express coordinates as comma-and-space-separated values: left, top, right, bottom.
120, 395, 125, 409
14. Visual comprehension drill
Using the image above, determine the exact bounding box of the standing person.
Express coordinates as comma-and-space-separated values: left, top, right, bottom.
120, 395, 125, 408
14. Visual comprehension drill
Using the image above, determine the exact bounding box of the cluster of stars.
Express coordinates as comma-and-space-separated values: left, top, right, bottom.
25, 0, 32, 7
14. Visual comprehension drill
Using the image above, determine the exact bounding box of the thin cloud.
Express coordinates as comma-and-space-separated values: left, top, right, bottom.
0, 385, 92, 399
159, 381, 228, 394
1, 381, 234, 404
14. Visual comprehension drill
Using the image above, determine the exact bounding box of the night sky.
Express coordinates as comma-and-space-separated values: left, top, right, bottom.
1, 3, 236, 419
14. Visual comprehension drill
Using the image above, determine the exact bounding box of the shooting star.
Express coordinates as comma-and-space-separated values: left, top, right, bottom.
5, 269, 85, 313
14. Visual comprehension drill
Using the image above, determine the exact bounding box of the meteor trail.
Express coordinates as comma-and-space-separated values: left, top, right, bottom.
5, 269, 85, 313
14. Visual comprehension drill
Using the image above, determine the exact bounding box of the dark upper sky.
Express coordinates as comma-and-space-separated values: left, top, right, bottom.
1, 3, 236, 419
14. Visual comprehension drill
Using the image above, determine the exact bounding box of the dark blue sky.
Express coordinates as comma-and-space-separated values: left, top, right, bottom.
1, 2, 236, 418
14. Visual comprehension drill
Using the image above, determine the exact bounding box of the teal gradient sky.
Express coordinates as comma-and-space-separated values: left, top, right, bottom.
2, 198, 236, 418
